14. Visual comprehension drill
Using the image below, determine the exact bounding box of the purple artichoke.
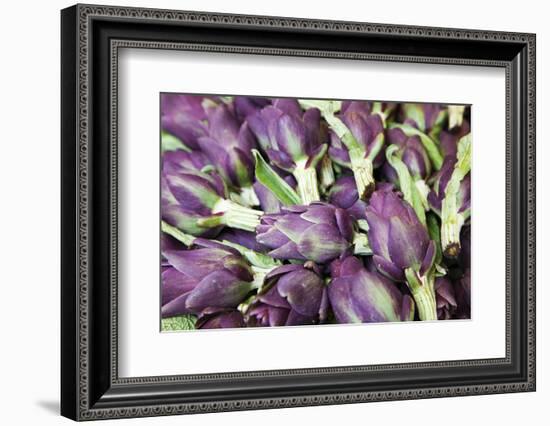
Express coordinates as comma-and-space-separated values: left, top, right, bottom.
162, 167, 263, 236
160, 94, 211, 150
161, 239, 255, 318
195, 307, 246, 329
366, 190, 436, 281
328, 101, 385, 198
382, 127, 432, 183
328, 256, 415, 323
247, 99, 327, 204
399, 103, 446, 135
327, 176, 369, 221
246, 263, 328, 326
256, 203, 354, 263
328, 176, 394, 222
365, 189, 437, 320
197, 104, 259, 205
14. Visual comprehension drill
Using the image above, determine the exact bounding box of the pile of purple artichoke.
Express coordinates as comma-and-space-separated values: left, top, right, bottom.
160, 95, 471, 330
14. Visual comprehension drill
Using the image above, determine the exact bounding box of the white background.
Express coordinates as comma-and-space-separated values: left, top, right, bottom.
119, 50, 505, 377
0, 0, 546, 425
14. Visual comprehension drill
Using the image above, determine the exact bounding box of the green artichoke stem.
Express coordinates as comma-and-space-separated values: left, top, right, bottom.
405, 268, 437, 321
293, 163, 321, 205
349, 149, 375, 200
440, 134, 471, 258
319, 154, 335, 193
212, 198, 264, 232
250, 265, 276, 291
229, 185, 260, 207
221, 240, 282, 270
161, 221, 195, 246
441, 205, 465, 258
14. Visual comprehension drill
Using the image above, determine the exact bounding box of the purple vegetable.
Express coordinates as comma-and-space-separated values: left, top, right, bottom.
328, 101, 385, 198
160, 94, 211, 150
365, 189, 437, 320
162, 167, 263, 236
328, 256, 415, 323
328, 176, 394, 222
161, 239, 255, 318
247, 99, 327, 204
399, 103, 445, 134
366, 190, 436, 281
256, 202, 354, 263
329, 102, 385, 169
246, 263, 328, 326
382, 127, 431, 183
197, 104, 259, 204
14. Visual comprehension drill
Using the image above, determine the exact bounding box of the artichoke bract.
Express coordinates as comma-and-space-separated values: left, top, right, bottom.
161, 239, 255, 318
327, 175, 369, 222
162, 149, 210, 175
197, 104, 260, 206
162, 167, 263, 236
328, 176, 394, 223
328, 256, 415, 323
246, 263, 328, 326
247, 99, 327, 204
365, 189, 437, 320
256, 202, 354, 263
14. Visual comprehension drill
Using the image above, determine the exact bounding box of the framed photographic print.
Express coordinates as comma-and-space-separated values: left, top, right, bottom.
61, 4, 536, 421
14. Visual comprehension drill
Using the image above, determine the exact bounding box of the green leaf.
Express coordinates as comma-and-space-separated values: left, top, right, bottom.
389, 123, 444, 170
161, 315, 197, 331
252, 150, 301, 206
161, 131, 191, 153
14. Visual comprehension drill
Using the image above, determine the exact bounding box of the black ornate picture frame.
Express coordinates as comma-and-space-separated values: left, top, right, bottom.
61, 4, 536, 421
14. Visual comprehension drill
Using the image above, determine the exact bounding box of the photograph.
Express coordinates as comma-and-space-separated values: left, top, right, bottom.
159, 94, 471, 331
56, 2, 536, 421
